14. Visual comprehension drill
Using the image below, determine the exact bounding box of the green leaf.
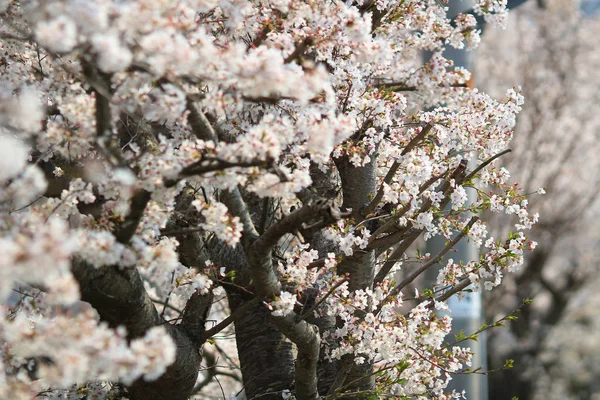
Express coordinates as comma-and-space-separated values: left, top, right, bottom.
396, 360, 411, 373
468, 334, 478, 342
455, 330, 467, 341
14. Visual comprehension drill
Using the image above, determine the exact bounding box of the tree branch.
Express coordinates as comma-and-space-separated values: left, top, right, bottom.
386, 216, 479, 299
179, 157, 269, 177
463, 149, 512, 184
376, 82, 469, 92
221, 189, 260, 243
68, 156, 210, 400
81, 60, 129, 169
297, 278, 348, 321
244, 201, 342, 399
249, 200, 342, 297
362, 123, 434, 218
367, 226, 420, 251
113, 190, 152, 244
181, 290, 215, 346
373, 229, 421, 284
71, 259, 208, 400
368, 160, 467, 250
191, 350, 218, 394
202, 297, 260, 340
284, 37, 314, 64
368, 171, 444, 242
436, 278, 472, 303
272, 314, 321, 400
186, 97, 218, 142
185, 97, 260, 242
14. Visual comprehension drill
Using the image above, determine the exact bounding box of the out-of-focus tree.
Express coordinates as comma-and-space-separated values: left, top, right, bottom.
477, 1, 600, 399
533, 246, 600, 400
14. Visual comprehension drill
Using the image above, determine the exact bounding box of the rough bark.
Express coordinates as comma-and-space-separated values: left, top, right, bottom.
241, 201, 339, 400
227, 289, 296, 400
72, 260, 212, 400
332, 154, 378, 396
305, 164, 343, 395
211, 237, 298, 400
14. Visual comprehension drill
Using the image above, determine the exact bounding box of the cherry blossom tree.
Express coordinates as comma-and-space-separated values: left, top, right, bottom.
0, 1, 541, 399
477, 1, 600, 399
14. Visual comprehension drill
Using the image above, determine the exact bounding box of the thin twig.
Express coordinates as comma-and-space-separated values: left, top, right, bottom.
10, 196, 44, 214
179, 157, 269, 177
161, 227, 205, 236
203, 297, 260, 340
436, 278, 472, 303
392, 216, 479, 295
297, 278, 348, 321
368, 171, 444, 242
463, 149, 512, 183
150, 298, 182, 314
373, 230, 420, 284
362, 123, 434, 217
377, 82, 469, 92
216, 279, 255, 297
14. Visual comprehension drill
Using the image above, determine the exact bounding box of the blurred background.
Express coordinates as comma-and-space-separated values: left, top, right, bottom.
478, 0, 600, 399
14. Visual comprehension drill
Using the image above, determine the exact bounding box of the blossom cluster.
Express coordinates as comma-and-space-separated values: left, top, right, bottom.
4, 310, 176, 388
318, 281, 473, 397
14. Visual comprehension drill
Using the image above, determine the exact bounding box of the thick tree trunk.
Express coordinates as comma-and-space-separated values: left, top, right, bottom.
211, 236, 297, 399
128, 324, 202, 400
227, 289, 295, 399
72, 260, 212, 400
332, 154, 378, 396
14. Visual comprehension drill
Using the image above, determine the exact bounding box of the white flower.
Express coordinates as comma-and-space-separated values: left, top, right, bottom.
193, 201, 243, 246
271, 292, 297, 317
467, 220, 488, 247
36, 16, 78, 53
75, 229, 126, 268
0, 133, 28, 182
12, 86, 44, 132
414, 212, 434, 231
69, 0, 109, 34
450, 186, 468, 211
53, 167, 65, 177
91, 31, 133, 73
130, 326, 177, 382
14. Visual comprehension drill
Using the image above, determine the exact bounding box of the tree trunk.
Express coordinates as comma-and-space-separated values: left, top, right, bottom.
227, 289, 295, 399
332, 153, 378, 396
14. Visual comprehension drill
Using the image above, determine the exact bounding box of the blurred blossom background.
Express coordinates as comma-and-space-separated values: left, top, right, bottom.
478, 0, 600, 399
